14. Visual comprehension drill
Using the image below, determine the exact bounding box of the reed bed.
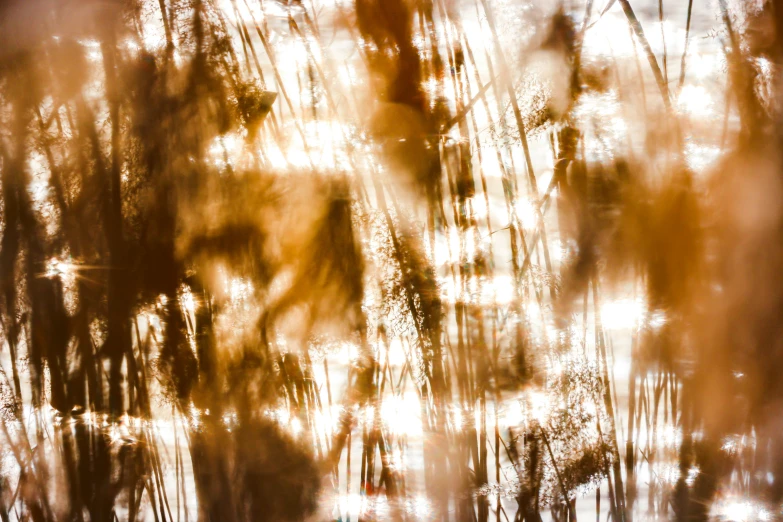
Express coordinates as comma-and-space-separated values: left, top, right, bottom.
0, 0, 781, 520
